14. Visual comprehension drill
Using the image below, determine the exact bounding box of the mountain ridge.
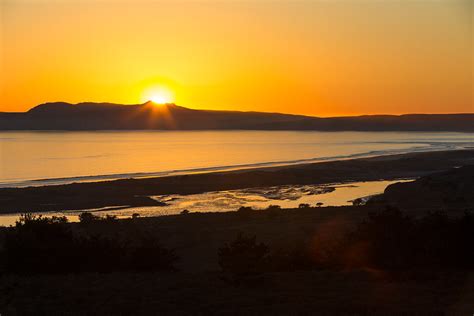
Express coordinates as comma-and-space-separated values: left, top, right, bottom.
1, 101, 473, 131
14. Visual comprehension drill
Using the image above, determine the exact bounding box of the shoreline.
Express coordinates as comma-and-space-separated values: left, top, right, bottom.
0, 149, 473, 214
0, 142, 453, 188
0, 178, 411, 226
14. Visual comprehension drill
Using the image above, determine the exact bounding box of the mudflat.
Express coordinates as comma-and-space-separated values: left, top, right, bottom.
0, 149, 473, 213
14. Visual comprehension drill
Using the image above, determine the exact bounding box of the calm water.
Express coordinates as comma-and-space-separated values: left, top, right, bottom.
0, 131, 472, 187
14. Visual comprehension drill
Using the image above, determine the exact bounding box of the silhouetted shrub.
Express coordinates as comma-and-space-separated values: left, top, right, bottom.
2, 214, 81, 274
340, 208, 474, 270
180, 209, 190, 215
267, 246, 316, 272
316, 202, 324, 207
0, 214, 177, 274
343, 208, 415, 270
235, 206, 255, 220
17, 213, 69, 225
131, 213, 140, 219
218, 234, 269, 285
220, 209, 474, 277
75, 235, 124, 273
266, 205, 281, 211
104, 214, 118, 222
126, 236, 178, 272
298, 203, 310, 208
78, 212, 100, 224
237, 206, 253, 212
78, 212, 118, 224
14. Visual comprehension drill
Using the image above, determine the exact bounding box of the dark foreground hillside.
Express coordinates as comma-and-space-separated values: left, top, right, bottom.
1, 205, 474, 315
373, 165, 474, 210
2, 266, 472, 315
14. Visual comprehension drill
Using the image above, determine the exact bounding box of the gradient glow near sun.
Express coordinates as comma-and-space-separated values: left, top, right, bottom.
143, 87, 174, 104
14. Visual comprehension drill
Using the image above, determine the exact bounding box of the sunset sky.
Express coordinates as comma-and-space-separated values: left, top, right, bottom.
1, 0, 472, 116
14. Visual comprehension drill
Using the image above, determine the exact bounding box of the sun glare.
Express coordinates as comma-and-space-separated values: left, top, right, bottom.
143, 87, 174, 104
150, 94, 170, 104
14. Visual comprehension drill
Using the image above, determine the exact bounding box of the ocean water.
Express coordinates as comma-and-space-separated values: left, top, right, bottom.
0, 131, 472, 187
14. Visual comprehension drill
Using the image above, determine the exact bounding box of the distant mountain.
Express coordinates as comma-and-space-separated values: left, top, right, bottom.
0, 101, 473, 131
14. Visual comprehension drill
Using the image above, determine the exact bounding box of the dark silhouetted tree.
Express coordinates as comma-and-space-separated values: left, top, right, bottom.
218, 234, 269, 285
78, 212, 100, 224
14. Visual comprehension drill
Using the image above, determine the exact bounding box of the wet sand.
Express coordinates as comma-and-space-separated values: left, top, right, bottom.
0, 149, 473, 214
0, 179, 410, 225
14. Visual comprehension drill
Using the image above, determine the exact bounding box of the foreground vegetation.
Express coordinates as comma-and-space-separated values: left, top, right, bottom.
2, 207, 473, 276
218, 208, 474, 285
1, 205, 474, 314
0, 214, 177, 274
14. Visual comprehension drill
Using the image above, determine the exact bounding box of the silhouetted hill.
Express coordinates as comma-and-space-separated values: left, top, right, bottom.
373, 165, 474, 209
0, 101, 473, 131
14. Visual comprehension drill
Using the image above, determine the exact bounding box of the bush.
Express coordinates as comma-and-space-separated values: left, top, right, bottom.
237, 206, 253, 213
266, 205, 281, 211
218, 209, 474, 277
0, 214, 177, 274
341, 208, 474, 270
126, 236, 178, 272
3, 214, 82, 274
17, 213, 68, 225
218, 234, 269, 285
78, 212, 118, 223
267, 246, 316, 272
104, 214, 118, 222
78, 212, 100, 224
131, 213, 140, 219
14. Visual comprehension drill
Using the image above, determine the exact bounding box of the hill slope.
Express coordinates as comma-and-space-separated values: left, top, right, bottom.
375, 165, 474, 210
0, 102, 473, 131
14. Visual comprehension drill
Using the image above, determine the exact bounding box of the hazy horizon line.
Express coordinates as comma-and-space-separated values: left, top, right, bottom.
1, 101, 473, 118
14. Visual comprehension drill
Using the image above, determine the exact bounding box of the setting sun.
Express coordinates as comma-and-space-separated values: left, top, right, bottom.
150, 94, 170, 104
143, 87, 174, 104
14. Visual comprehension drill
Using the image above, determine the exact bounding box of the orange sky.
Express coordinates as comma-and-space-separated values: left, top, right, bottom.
0, 0, 472, 116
